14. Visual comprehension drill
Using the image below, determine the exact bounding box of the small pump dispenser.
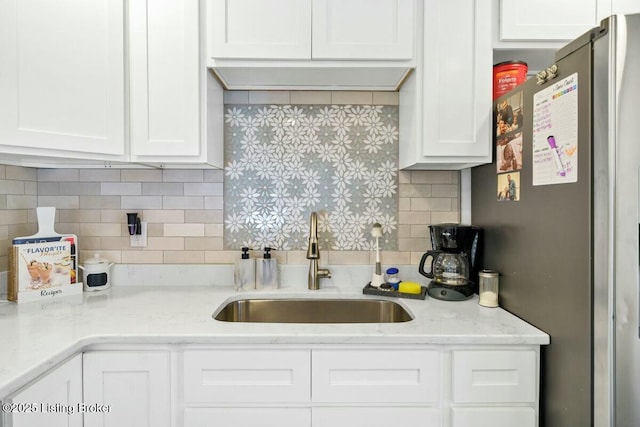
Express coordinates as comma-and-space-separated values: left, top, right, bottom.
256, 247, 278, 290
234, 247, 255, 291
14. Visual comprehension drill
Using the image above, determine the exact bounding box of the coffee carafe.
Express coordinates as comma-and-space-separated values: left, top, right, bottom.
419, 224, 482, 301
419, 250, 470, 285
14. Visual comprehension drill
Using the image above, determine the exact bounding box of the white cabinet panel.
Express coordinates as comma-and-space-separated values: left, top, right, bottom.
611, 0, 640, 14
500, 0, 598, 41
130, 0, 201, 157
452, 350, 537, 403
313, 407, 440, 427
312, 349, 440, 403
184, 407, 311, 427
312, 0, 414, 59
83, 351, 171, 427
451, 407, 536, 427
400, 0, 492, 169
183, 349, 311, 403
207, 0, 312, 59
0, 0, 125, 159
7, 355, 82, 427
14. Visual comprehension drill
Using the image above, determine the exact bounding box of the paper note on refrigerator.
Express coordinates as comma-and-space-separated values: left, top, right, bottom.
532, 73, 579, 186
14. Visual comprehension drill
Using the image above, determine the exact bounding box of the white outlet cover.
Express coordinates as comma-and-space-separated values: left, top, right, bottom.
130, 221, 147, 247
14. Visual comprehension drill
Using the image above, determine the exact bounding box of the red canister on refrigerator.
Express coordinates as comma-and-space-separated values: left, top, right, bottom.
493, 61, 528, 100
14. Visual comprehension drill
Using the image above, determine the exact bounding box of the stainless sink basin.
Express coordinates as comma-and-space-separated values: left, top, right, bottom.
214, 298, 413, 323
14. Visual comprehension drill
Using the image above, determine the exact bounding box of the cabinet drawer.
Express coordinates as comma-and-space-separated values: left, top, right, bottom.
312, 349, 440, 403
451, 407, 535, 427
314, 407, 440, 427
184, 407, 311, 427
183, 349, 310, 403
452, 350, 536, 403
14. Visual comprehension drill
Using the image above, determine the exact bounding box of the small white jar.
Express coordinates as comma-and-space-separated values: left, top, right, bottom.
79, 254, 114, 291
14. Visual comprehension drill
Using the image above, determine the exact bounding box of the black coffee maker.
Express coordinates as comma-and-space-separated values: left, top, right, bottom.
419, 224, 483, 301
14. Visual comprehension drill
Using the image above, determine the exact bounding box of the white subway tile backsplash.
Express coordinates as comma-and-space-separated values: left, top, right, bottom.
203, 170, 224, 183
101, 182, 141, 196
331, 91, 373, 105
38, 169, 79, 182
79, 169, 121, 182
121, 169, 163, 182
372, 92, 399, 106
6, 195, 36, 210
290, 91, 332, 105
162, 196, 204, 210
248, 90, 290, 104
142, 210, 185, 224
223, 90, 249, 104
164, 223, 205, 237
162, 170, 204, 183
203, 196, 223, 210
6, 166, 37, 181
37, 195, 80, 209
121, 196, 162, 210
0, 180, 25, 195
184, 183, 223, 196
80, 196, 122, 209
142, 182, 184, 196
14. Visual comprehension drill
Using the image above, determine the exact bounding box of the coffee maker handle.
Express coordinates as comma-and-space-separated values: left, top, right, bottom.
419, 250, 441, 279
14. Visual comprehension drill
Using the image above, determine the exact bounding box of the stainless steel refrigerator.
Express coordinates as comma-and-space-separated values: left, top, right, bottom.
471, 14, 640, 427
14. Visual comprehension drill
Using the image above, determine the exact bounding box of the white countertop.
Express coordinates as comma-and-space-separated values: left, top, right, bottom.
0, 277, 549, 398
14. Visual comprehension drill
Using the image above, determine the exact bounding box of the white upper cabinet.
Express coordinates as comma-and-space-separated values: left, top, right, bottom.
208, 0, 311, 59
206, 0, 416, 90
311, 0, 414, 60
129, 0, 223, 167
399, 0, 492, 169
0, 0, 126, 162
500, 0, 600, 41
611, 0, 640, 14
0, 0, 222, 168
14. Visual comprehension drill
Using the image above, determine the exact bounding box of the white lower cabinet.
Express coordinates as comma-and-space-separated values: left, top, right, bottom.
4, 354, 82, 427
450, 350, 538, 427
3, 345, 540, 427
451, 407, 536, 427
184, 407, 311, 426
82, 351, 172, 427
313, 407, 441, 427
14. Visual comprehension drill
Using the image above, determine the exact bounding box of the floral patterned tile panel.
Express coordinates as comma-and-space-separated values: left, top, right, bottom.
224, 104, 399, 251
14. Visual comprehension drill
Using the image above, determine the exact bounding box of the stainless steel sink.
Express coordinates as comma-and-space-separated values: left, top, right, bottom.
214, 298, 413, 323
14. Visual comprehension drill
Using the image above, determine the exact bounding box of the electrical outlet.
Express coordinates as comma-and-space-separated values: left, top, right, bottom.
130, 221, 147, 247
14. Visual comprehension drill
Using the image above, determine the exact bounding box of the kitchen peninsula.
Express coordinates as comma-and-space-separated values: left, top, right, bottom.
0, 276, 548, 427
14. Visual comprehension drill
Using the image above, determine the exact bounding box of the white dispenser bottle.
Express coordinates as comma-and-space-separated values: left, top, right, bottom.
256, 247, 278, 290
234, 247, 255, 291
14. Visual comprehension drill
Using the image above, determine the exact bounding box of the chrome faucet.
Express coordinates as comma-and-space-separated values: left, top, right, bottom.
307, 211, 331, 290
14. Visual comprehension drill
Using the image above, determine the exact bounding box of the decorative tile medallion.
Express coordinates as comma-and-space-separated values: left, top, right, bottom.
224, 104, 399, 251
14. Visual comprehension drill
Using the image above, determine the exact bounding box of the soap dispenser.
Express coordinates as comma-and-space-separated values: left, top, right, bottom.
256, 247, 278, 290
234, 247, 255, 291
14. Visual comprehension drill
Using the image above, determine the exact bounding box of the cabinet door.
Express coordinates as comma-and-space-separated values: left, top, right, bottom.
83, 351, 171, 427
207, 0, 312, 59
0, 0, 125, 159
419, 0, 491, 163
6, 355, 82, 427
183, 349, 311, 403
184, 408, 311, 427
129, 0, 201, 159
312, 349, 440, 403
313, 407, 440, 427
500, 0, 598, 41
451, 407, 536, 427
611, 0, 640, 14
312, 0, 414, 60
452, 350, 537, 403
